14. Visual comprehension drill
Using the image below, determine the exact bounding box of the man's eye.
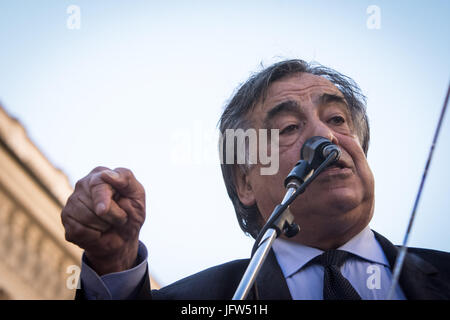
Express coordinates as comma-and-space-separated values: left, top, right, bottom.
280, 124, 299, 135
329, 116, 345, 125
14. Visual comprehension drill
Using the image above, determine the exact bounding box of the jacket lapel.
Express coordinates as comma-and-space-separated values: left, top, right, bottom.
251, 249, 292, 300
373, 231, 448, 299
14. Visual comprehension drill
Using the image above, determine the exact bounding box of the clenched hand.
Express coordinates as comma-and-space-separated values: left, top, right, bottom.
61, 167, 146, 275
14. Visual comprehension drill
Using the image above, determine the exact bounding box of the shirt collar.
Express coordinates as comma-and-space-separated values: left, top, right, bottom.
272, 225, 390, 279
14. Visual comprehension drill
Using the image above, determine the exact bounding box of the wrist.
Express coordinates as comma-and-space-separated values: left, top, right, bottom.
85, 241, 139, 276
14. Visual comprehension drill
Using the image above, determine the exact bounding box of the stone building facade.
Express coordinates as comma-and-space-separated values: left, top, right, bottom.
0, 105, 158, 299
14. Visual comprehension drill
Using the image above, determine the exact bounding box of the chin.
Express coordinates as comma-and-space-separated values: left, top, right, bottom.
325, 188, 363, 212
290, 186, 363, 219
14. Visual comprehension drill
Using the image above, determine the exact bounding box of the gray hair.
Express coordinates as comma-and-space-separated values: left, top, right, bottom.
218, 59, 370, 239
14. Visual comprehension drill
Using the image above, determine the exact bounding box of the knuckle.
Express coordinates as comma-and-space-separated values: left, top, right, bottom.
135, 180, 145, 192
115, 167, 133, 178
75, 175, 91, 193
63, 220, 76, 243
61, 207, 68, 220
64, 193, 82, 214
91, 166, 110, 174
66, 192, 77, 206
87, 172, 104, 189
74, 179, 84, 190
61, 201, 75, 221
87, 175, 96, 189
138, 186, 146, 197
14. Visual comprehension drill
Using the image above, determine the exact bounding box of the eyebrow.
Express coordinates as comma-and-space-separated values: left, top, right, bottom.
262, 94, 349, 128
318, 93, 348, 107
263, 100, 302, 128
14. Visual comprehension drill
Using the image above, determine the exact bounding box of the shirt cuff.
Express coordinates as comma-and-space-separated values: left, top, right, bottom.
80, 240, 148, 300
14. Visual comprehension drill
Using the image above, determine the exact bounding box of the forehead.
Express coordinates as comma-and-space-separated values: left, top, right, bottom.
257, 73, 344, 113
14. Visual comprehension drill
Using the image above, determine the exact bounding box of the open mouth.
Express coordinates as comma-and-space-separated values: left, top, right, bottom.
322, 160, 353, 175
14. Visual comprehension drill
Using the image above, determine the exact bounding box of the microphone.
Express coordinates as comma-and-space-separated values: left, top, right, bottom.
301, 136, 341, 169
284, 136, 341, 187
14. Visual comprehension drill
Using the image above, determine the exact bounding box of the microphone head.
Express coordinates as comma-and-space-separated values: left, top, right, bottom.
301, 136, 340, 169
323, 144, 341, 160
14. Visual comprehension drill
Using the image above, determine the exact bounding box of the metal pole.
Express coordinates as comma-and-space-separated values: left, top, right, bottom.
232, 228, 277, 300
232, 186, 298, 300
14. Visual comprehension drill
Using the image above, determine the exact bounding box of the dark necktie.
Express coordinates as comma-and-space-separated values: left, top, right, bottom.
312, 249, 362, 300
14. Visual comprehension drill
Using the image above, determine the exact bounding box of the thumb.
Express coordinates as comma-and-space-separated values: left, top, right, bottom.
100, 168, 143, 199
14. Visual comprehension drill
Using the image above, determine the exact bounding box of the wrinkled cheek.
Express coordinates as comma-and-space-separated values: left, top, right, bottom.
278, 147, 301, 177
250, 168, 288, 220
342, 135, 374, 198
361, 164, 375, 202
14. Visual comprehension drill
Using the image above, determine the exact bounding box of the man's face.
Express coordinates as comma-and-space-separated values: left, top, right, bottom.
235, 73, 375, 247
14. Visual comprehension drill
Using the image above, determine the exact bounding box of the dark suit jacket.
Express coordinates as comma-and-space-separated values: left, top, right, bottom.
76, 231, 450, 300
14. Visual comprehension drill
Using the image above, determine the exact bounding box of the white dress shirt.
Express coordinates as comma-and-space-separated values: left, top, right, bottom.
271, 225, 406, 299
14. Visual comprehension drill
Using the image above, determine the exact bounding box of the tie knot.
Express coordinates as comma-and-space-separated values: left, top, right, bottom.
316, 250, 351, 267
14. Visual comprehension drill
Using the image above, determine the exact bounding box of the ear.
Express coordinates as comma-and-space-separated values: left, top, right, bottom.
234, 167, 256, 206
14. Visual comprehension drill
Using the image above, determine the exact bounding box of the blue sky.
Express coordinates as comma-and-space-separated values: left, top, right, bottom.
0, 0, 449, 286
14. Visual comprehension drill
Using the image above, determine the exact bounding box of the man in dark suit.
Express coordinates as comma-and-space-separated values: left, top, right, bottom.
62, 59, 450, 300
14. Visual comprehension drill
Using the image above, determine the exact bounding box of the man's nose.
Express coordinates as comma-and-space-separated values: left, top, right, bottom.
306, 119, 339, 145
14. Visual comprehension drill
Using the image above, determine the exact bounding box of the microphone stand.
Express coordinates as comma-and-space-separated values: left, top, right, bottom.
232, 150, 339, 300
232, 180, 300, 300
